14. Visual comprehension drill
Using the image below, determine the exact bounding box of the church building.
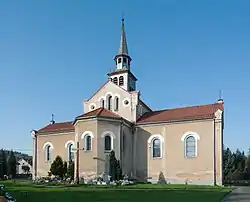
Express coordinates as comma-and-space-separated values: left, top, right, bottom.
31, 18, 224, 186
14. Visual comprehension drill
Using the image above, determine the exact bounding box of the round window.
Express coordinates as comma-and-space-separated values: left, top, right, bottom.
90, 105, 95, 110
124, 100, 129, 105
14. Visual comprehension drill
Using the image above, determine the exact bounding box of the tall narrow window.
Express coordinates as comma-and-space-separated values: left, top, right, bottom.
85, 135, 92, 151
113, 77, 118, 85
118, 58, 121, 63
104, 135, 111, 151
185, 136, 196, 157
119, 76, 124, 86
100, 99, 105, 108
114, 97, 119, 111
107, 95, 112, 110
152, 139, 161, 158
68, 144, 74, 161
46, 145, 52, 162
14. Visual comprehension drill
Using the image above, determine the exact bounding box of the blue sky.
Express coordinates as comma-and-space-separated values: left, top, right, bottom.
0, 0, 249, 155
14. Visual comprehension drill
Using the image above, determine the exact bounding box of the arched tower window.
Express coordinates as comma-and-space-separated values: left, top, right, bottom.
100, 99, 105, 108
104, 135, 112, 151
119, 76, 124, 86
45, 145, 52, 162
84, 135, 92, 151
107, 95, 112, 110
114, 97, 119, 111
113, 77, 118, 85
68, 144, 74, 161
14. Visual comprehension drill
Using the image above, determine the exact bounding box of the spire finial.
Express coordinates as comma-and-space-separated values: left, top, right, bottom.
50, 114, 55, 124
217, 90, 224, 103
219, 90, 222, 100
122, 12, 124, 22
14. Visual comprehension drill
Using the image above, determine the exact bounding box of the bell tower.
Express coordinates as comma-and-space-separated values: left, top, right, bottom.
108, 17, 137, 91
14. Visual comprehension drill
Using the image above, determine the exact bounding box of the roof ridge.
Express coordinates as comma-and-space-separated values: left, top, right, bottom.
151, 103, 222, 113
96, 107, 104, 116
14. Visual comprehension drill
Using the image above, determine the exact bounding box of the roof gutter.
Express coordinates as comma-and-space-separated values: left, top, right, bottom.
136, 116, 214, 127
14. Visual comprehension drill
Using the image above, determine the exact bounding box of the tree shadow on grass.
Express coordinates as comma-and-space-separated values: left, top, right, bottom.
9, 189, 229, 202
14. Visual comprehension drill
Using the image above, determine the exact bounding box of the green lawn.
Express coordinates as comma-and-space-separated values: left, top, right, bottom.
0, 180, 231, 202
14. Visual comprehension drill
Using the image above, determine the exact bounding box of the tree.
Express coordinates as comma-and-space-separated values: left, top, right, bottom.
50, 156, 64, 178
109, 151, 123, 181
7, 150, 17, 178
21, 165, 30, 174
63, 161, 68, 178
67, 161, 74, 180
0, 149, 7, 178
116, 160, 122, 181
109, 151, 116, 181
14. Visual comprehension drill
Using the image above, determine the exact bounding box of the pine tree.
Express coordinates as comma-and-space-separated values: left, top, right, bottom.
0, 149, 7, 177
63, 161, 68, 178
7, 150, 17, 178
109, 151, 116, 181
67, 161, 74, 180
0, 151, 3, 179
50, 156, 64, 178
116, 160, 122, 180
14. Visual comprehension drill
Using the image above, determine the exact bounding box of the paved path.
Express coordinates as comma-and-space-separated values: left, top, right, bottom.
222, 187, 250, 202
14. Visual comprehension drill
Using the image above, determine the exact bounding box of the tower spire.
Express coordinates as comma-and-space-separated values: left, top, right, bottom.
118, 16, 128, 55
114, 16, 131, 70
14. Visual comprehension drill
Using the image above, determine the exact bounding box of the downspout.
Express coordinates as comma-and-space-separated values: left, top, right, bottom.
76, 141, 80, 184
34, 134, 37, 179
120, 120, 123, 173
213, 118, 217, 186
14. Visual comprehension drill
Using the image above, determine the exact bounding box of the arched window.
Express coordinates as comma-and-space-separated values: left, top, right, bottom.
107, 95, 112, 110
152, 138, 161, 158
100, 99, 105, 108
185, 136, 196, 157
104, 135, 111, 151
84, 135, 92, 151
45, 145, 52, 162
68, 144, 74, 161
113, 77, 118, 85
119, 76, 124, 86
114, 96, 119, 111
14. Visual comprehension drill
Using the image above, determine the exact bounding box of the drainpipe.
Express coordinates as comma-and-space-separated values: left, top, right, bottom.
35, 134, 37, 179
213, 118, 217, 186
76, 141, 80, 184
120, 120, 123, 171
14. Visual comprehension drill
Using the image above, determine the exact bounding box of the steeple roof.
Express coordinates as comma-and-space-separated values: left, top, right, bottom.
118, 18, 128, 55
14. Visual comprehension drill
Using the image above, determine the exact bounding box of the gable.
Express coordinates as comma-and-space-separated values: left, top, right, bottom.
83, 80, 138, 112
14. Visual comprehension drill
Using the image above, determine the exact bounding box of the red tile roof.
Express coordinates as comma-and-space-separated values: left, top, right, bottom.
136, 103, 224, 124
37, 103, 224, 133
37, 121, 74, 134
76, 107, 121, 120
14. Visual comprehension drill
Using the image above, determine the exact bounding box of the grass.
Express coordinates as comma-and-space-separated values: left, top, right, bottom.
0, 180, 231, 202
